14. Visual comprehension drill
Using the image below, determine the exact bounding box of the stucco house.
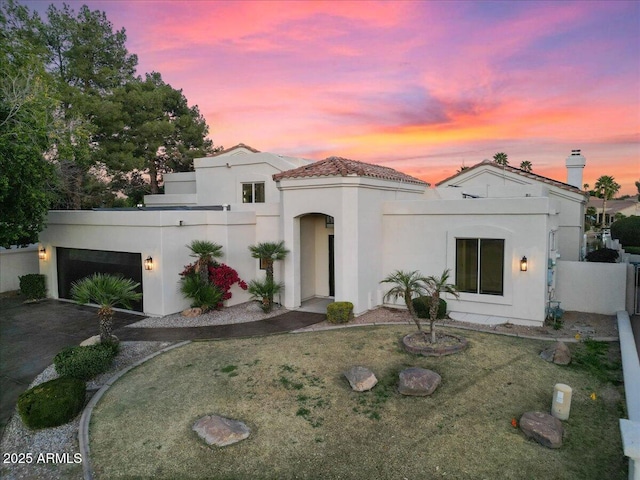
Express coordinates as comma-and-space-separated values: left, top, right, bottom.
38, 145, 588, 326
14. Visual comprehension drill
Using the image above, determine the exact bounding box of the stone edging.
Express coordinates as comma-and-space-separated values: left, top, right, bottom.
79, 341, 191, 480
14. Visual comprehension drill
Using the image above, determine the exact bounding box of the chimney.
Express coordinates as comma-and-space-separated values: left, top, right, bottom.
565, 149, 586, 189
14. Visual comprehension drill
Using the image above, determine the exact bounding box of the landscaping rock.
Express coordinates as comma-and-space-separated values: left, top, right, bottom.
519, 411, 564, 449
80, 335, 101, 346
182, 307, 203, 318
344, 366, 378, 392
539, 341, 571, 365
398, 367, 441, 396
193, 415, 250, 447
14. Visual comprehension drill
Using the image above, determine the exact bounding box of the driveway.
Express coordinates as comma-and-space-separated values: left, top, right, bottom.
0, 296, 141, 432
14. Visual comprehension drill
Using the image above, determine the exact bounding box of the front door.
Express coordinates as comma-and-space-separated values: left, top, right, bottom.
328, 234, 335, 296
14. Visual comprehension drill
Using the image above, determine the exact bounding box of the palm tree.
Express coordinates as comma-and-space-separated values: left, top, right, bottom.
71, 273, 142, 343
493, 152, 509, 166
380, 270, 428, 331
423, 269, 459, 344
248, 241, 289, 310
594, 175, 621, 227
187, 240, 223, 283
519, 161, 532, 173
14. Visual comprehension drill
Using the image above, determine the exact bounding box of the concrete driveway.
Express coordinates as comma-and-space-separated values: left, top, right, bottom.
0, 296, 141, 433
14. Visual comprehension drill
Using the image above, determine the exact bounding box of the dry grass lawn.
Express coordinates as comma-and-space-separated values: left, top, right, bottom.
90, 326, 626, 479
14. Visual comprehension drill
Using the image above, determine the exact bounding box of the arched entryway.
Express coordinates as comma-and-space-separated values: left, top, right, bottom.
299, 213, 335, 301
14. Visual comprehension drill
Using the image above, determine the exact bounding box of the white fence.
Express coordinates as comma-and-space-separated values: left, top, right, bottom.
556, 261, 628, 314
0, 245, 39, 293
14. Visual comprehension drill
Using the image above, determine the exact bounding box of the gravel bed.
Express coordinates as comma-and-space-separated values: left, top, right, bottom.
127, 301, 288, 328
0, 341, 172, 480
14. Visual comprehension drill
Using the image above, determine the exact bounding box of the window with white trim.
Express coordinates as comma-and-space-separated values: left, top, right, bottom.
242, 182, 265, 203
456, 238, 504, 295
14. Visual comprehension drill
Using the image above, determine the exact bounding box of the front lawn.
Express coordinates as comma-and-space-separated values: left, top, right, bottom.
90, 326, 626, 479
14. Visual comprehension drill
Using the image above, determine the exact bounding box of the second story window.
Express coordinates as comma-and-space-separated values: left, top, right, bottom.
242, 182, 265, 203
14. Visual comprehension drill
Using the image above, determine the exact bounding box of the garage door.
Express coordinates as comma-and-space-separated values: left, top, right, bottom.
57, 247, 143, 312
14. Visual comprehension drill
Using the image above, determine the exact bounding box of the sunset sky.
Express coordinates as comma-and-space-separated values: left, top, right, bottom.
25, 0, 640, 195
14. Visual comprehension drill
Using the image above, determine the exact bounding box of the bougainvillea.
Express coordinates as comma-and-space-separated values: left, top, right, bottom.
180, 261, 247, 308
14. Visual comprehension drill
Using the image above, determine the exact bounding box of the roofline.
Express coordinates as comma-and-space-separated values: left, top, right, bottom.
210, 143, 260, 157
435, 160, 583, 194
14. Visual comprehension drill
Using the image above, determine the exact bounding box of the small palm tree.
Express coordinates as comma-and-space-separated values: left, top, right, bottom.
380, 270, 428, 331
247, 278, 283, 312
248, 241, 289, 310
71, 273, 142, 343
594, 175, 621, 227
187, 240, 223, 283
493, 152, 509, 166
519, 161, 532, 173
424, 269, 459, 344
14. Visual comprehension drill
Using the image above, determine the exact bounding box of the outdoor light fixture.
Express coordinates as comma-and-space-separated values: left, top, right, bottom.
520, 256, 528, 272
38, 247, 46, 260
144, 256, 153, 270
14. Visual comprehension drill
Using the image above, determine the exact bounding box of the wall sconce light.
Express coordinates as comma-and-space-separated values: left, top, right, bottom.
520, 256, 528, 272
144, 256, 153, 270
39, 247, 46, 260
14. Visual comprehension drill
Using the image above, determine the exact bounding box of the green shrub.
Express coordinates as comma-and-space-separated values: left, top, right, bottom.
611, 216, 640, 247
19, 273, 46, 300
247, 278, 283, 312
180, 274, 223, 312
17, 376, 86, 429
412, 296, 447, 319
625, 246, 640, 255
54, 342, 119, 380
327, 301, 354, 324
585, 248, 619, 263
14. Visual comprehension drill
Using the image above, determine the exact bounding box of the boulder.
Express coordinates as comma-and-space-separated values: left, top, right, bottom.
193, 415, 250, 447
344, 366, 378, 392
398, 367, 441, 396
519, 411, 564, 449
540, 341, 571, 365
182, 307, 203, 318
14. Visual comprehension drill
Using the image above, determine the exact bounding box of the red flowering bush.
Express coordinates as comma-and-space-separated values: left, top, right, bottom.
180, 261, 247, 309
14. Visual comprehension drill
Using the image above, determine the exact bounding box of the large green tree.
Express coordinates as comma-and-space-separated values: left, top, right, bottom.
594, 175, 621, 227
0, 0, 57, 246
94, 72, 214, 193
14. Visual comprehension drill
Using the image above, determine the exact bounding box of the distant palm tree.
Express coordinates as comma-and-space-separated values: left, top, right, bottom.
187, 240, 223, 283
493, 152, 509, 166
457, 165, 470, 173
71, 273, 142, 342
594, 175, 621, 227
380, 270, 428, 331
248, 241, 289, 310
519, 161, 532, 173
423, 269, 460, 344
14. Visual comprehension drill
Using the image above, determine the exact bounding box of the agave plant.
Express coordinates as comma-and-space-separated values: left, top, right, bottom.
71, 273, 142, 343
380, 270, 428, 331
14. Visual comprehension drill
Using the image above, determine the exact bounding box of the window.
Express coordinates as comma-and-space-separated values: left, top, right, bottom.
456, 238, 504, 295
242, 182, 265, 203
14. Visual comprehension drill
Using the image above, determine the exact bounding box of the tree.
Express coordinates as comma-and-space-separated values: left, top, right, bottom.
94, 72, 214, 194
71, 273, 141, 342
457, 165, 469, 173
493, 152, 509, 166
248, 241, 289, 311
594, 175, 621, 227
380, 270, 427, 331
187, 240, 223, 284
0, 0, 57, 246
423, 269, 459, 344
635, 180, 640, 201
519, 161, 532, 172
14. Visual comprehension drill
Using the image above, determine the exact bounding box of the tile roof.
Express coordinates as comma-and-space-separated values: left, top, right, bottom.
435, 159, 584, 194
273, 156, 429, 186
211, 143, 260, 157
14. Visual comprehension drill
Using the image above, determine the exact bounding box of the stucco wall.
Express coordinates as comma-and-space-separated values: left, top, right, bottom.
555, 260, 627, 314
382, 197, 553, 324
40, 210, 257, 316
0, 245, 39, 293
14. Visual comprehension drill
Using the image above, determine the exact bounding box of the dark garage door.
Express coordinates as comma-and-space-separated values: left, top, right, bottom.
57, 248, 144, 312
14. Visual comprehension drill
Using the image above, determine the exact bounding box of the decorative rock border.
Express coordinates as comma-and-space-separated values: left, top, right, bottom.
401, 332, 468, 357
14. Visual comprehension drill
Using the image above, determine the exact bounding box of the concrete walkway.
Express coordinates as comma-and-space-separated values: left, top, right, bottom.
0, 296, 325, 434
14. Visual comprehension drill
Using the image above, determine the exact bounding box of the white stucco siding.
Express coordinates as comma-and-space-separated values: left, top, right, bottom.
382, 197, 551, 324
163, 172, 196, 194
40, 210, 257, 316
